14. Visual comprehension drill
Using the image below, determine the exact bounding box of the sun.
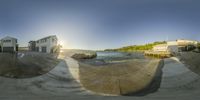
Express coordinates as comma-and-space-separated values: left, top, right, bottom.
59, 40, 64, 46
58, 40, 69, 49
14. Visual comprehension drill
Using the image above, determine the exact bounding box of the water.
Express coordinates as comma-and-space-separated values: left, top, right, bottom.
97, 51, 127, 58
96, 51, 145, 60
79, 51, 145, 66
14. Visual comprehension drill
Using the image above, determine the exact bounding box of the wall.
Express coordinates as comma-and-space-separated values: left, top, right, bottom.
153, 45, 168, 52
168, 45, 178, 53
167, 41, 178, 53
36, 36, 57, 53
1, 38, 17, 52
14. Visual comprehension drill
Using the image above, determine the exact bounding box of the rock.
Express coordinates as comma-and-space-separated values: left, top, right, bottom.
71, 52, 97, 59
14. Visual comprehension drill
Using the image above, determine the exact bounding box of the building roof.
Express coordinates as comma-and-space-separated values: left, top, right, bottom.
167, 41, 178, 45
28, 41, 36, 43
1, 36, 17, 40
36, 35, 57, 41
176, 39, 199, 43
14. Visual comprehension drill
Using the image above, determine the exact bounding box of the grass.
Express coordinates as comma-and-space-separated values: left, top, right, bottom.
105, 41, 166, 52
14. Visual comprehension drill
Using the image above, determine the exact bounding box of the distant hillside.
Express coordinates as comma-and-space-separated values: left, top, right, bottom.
105, 41, 166, 52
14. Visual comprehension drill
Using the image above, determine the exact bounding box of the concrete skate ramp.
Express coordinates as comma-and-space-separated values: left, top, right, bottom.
179, 52, 200, 75
0, 52, 200, 99
77, 59, 163, 95
148, 57, 200, 98
0, 52, 60, 78
65, 56, 200, 98
0, 59, 91, 99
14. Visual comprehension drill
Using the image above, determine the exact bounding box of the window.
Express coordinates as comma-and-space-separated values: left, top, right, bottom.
3, 40, 11, 42
52, 38, 57, 43
41, 38, 47, 43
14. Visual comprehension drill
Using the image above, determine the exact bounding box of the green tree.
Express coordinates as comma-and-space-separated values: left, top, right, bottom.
105, 41, 166, 52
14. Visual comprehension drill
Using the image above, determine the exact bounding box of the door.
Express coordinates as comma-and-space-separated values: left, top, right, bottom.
41, 46, 47, 53
36, 47, 39, 52
3, 47, 14, 52
16, 45, 18, 51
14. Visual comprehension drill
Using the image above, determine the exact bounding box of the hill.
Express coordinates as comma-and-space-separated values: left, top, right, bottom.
105, 41, 166, 52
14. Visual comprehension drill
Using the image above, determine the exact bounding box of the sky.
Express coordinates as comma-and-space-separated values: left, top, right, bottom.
0, 0, 200, 50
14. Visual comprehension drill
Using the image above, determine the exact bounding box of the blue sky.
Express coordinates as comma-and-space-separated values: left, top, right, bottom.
0, 0, 200, 50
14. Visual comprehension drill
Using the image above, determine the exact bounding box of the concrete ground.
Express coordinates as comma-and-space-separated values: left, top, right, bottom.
148, 57, 200, 98
78, 59, 162, 95
0, 51, 200, 100
0, 52, 59, 78
179, 52, 200, 75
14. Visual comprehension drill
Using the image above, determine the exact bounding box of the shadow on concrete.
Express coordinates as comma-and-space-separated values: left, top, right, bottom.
78, 58, 164, 96
123, 60, 164, 96
0, 52, 60, 78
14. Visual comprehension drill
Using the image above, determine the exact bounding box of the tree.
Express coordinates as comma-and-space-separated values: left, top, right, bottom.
51, 44, 62, 53
198, 43, 200, 50
105, 41, 167, 52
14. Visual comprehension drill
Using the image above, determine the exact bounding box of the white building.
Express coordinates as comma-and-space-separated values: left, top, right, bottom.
177, 39, 198, 47
153, 41, 178, 53
153, 44, 168, 52
35, 35, 58, 53
0, 36, 18, 52
154, 39, 199, 53
167, 41, 179, 53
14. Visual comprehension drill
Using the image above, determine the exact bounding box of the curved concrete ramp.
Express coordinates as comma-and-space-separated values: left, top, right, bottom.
64, 57, 80, 82
0, 54, 200, 99
0, 60, 90, 98
65, 56, 200, 98
77, 59, 163, 95
148, 57, 200, 98
160, 57, 200, 89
